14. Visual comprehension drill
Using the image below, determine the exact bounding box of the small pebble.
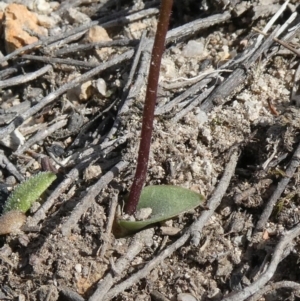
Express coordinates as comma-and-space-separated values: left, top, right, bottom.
182, 40, 205, 58
67, 8, 91, 24
177, 293, 197, 301
95, 78, 107, 96
75, 263, 82, 274
85, 26, 111, 43
83, 165, 102, 181
35, 0, 51, 13
6, 176, 16, 186
37, 14, 59, 28
195, 109, 208, 125
135, 208, 152, 221
160, 226, 181, 236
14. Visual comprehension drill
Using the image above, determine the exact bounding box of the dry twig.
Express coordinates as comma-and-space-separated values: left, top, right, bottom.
256, 142, 300, 231
0, 65, 52, 89
52, 39, 138, 56
223, 223, 300, 301
0, 50, 134, 140
0, 150, 24, 182
104, 36, 150, 142
61, 160, 128, 236
99, 192, 119, 258
15, 119, 68, 156
248, 280, 300, 301
89, 228, 154, 301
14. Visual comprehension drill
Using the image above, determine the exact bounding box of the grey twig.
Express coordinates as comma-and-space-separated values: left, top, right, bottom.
248, 280, 300, 301
256, 142, 300, 231
45, 31, 88, 52
20, 50, 133, 121
20, 55, 105, 69
53, 39, 139, 57
166, 11, 231, 43
99, 192, 119, 258
0, 50, 134, 141
150, 291, 171, 301
155, 78, 212, 115
0, 150, 24, 182
200, 25, 279, 112
201, 8, 296, 112
101, 8, 159, 29
61, 161, 128, 236
0, 65, 53, 89
0, 67, 18, 80
121, 31, 147, 103
222, 223, 300, 301
171, 85, 215, 123
68, 134, 129, 167
190, 148, 240, 245
59, 286, 85, 301
89, 228, 154, 301
15, 119, 68, 156
100, 149, 239, 301
0, 21, 100, 65
104, 37, 150, 142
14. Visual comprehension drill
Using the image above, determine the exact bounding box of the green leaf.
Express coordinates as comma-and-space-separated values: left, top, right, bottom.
4, 172, 57, 213
118, 185, 204, 233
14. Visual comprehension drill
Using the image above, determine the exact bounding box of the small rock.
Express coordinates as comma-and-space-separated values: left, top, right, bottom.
201, 127, 212, 143
33, 0, 51, 14
18, 294, 26, 301
218, 45, 231, 61
0, 2, 7, 11
18, 233, 30, 246
195, 109, 208, 126
177, 293, 197, 301
125, 21, 148, 39
84, 26, 112, 60
6, 176, 16, 186
67, 80, 94, 102
85, 25, 111, 43
135, 208, 152, 221
95, 78, 107, 96
37, 14, 60, 28
78, 81, 94, 102
4, 3, 48, 53
161, 57, 177, 79
190, 161, 201, 175
160, 226, 181, 236
75, 263, 82, 274
30, 201, 41, 214
244, 100, 262, 121
67, 8, 91, 24
49, 2, 60, 11
83, 165, 102, 181
182, 40, 205, 58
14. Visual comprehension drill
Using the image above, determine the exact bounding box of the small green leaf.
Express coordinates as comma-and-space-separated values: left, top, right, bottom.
4, 172, 57, 213
118, 185, 204, 233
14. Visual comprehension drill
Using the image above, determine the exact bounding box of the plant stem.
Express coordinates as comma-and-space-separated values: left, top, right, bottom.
125, 0, 173, 215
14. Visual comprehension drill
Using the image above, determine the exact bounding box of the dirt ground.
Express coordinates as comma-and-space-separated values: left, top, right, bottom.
1, 0, 300, 300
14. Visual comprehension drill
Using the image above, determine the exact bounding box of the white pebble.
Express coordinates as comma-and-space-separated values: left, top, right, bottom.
177, 293, 197, 301
182, 40, 205, 58
75, 263, 82, 274
95, 78, 107, 96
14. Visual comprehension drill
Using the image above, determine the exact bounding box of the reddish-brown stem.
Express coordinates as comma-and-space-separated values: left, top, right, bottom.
125, 0, 173, 215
